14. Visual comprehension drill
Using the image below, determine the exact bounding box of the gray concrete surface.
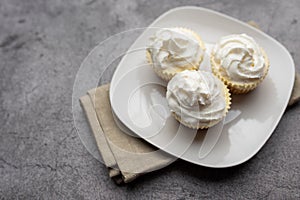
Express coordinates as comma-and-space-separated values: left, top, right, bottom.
0, 0, 299, 199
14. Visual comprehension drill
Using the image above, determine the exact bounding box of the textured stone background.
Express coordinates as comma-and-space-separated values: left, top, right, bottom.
1, 0, 299, 199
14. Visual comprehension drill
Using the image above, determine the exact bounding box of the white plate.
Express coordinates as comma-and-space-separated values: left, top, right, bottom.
109, 6, 295, 167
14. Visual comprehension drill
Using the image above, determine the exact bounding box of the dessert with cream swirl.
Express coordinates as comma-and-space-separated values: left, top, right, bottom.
211, 34, 269, 94
166, 70, 231, 129
147, 27, 205, 81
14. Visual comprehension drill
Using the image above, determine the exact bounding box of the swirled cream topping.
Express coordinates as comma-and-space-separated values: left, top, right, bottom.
166, 70, 227, 127
213, 34, 266, 82
147, 28, 203, 72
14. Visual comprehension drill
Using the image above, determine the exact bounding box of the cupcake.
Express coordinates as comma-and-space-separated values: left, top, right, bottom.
166, 70, 231, 129
147, 27, 205, 81
211, 34, 269, 94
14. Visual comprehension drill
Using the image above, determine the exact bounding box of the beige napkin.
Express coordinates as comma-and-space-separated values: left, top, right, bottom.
80, 85, 175, 184
80, 72, 300, 184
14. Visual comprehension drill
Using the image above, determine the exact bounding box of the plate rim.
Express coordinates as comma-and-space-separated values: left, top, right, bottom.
109, 6, 295, 168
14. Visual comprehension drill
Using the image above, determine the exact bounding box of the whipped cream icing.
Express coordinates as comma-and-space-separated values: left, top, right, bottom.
213, 34, 266, 83
147, 28, 203, 72
166, 70, 227, 127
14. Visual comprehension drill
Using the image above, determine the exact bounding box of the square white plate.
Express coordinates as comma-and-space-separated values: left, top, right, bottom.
109, 6, 295, 167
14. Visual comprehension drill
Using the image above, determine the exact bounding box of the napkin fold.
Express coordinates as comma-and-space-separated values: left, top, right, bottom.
80, 85, 174, 184
80, 72, 300, 184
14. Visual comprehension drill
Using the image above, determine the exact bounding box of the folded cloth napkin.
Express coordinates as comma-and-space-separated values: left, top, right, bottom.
79, 21, 300, 184
80, 85, 175, 184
